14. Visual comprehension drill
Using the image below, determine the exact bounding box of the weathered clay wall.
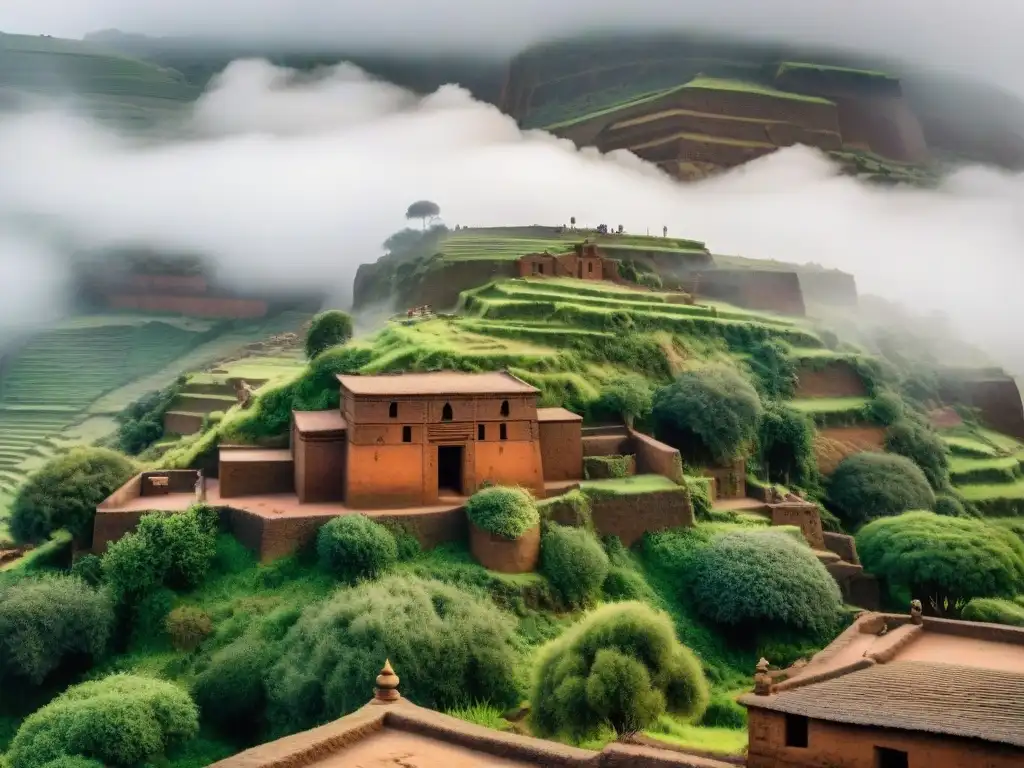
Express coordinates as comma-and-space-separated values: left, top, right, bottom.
746, 708, 1022, 768
797, 270, 858, 309
769, 503, 825, 550
794, 361, 866, 399
346, 444, 425, 508
518, 252, 606, 281
539, 421, 583, 481
834, 95, 929, 162
691, 270, 807, 316
219, 454, 295, 498
629, 429, 685, 484
127, 274, 208, 293
405, 260, 519, 311
822, 532, 860, 564
163, 411, 204, 436
939, 377, 1024, 440
469, 521, 540, 573
295, 436, 346, 503
99, 474, 143, 508
474, 441, 546, 497
632, 135, 777, 168
588, 489, 694, 546
582, 434, 632, 457
105, 294, 269, 318
813, 426, 886, 475
702, 460, 746, 500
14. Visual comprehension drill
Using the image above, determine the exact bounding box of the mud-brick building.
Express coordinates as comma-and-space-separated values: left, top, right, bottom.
741, 611, 1024, 768
279, 371, 581, 508
518, 242, 618, 282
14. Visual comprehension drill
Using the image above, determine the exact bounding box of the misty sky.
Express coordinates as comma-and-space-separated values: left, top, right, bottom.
3, 1, 1024, 96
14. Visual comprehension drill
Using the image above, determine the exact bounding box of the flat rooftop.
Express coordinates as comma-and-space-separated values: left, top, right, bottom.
741, 612, 1024, 748
337, 370, 539, 397
292, 409, 347, 434
537, 406, 583, 422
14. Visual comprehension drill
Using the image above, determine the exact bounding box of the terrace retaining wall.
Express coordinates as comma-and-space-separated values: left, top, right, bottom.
794, 361, 867, 399
684, 270, 807, 316
587, 489, 694, 546
797, 270, 859, 308
938, 375, 1024, 440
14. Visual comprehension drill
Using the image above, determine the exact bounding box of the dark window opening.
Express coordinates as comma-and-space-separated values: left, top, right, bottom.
499, 424, 508, 441
442, 402, 453, 421
500, 399, 510, 417
389, 402, 398, 418
537, 263, 544, 275
587, 261, 593, 273
577, 262, 583, 277
875, 747, 908, 768
477, 424, 486, 440
402, 426, 412, 443
784, 715, 808, 748
437, 445, 463, 494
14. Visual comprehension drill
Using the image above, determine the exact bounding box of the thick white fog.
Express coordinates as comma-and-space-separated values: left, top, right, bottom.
0, 60, 1022, 372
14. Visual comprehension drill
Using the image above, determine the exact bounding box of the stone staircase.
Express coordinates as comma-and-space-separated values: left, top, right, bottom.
163, 376, 269, 436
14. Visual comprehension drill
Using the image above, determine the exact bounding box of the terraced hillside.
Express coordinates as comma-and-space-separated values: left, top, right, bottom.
353, 226, 856, 317
943, 425, 1024, 516
0, 33, 198, 127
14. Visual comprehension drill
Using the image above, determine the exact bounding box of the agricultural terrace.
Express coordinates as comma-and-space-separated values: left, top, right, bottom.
0, 311, 310, 542
0, 33, 198, 127
775, 62, 899, 83
438, 226, 707, 261
943, 424, 1024, 516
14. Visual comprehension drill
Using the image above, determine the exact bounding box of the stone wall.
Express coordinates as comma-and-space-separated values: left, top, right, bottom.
587, 489, 694, 546
219, 453, 295, 498
746, 708, 1021, 768
469, 522, 541, 573
769, 503, 825, 550
813, 426, 886, 475
688, 270, 807, 316
794, 361, 866, 399
702, 460, 746, 500
939, 375, 1024, 440
630, 428, 685, 484
539, 420, 584, 481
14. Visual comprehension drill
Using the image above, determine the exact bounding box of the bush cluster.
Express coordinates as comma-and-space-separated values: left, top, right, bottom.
465, 486, 540, 539
115, 379, 182, 455
857, 512, 1024, 616
266, 575, 524, 732
0, 575, 114, 685
689, 529, 844, 639
103, 505, 218, 601
165, 606, 214, 651
884, 420, 950, 490
540, 524, 610, 608
7, 674, 199, 768
652, 366, 763, 465
746, 339, 797, 399
756, 404, 817, 488
594, 375, 652, 426
316, 514, 399, 583
11, 448, 137, 545
531, 602, 709, 738
827, 452, 935, 528
962, 597, 1024, 627
192, 639, 274, 735
304, 310, 354, 359
933, 494, 968, 518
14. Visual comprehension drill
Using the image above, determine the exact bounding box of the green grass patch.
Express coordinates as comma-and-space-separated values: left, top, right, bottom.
789, 397, 869, 414
645, 716, 748, 755
580, 474, 681, 497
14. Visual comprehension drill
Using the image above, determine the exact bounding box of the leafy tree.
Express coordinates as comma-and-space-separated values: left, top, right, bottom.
828, 452, 935, 528
103, 505, 218, 601
688, 529, 844, 639
316, 514, 398, 584
857, 512, 1024, 616
266, 575, 523, 731
540, 524, 609, 608
7, 674, 199, 768
652, 366, 763, 464
757, 404, 817, 487
531, 602, 708, 738
304, 310, 354, 360
405, 200, 441, 230
884, 420, 950, 490
465, 486, 539, 539
595, 376, 652, 427
69, 554, 104, 586
38, 758, 105, 768
0, 575, 114, 685
747, 339, 797, 399
11, 448, 136, 545
864, 390, 904, 426
637, 272, 662, 289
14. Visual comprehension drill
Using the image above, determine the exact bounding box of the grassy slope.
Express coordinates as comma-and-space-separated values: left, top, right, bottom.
439, 228, 707, 261
0, 33, 198, 126
942, 425, 1024, 512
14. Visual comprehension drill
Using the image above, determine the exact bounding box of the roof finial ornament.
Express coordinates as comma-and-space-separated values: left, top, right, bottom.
910, 599, 924, 626
754, 657, 772, 696
374, 659, 401, 703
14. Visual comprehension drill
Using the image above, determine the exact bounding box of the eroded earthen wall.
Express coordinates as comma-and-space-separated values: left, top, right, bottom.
539, 421, 583, 481
219, 457, 295, 498
794, 361, 867, 399
295, 436, 347, 503
746, 708, 1022, 768
797, 270, 859, 308
629, 429, 685, 484
469, 521, 541, 573
474, 440, 546, 497
588, 489, 694, 546
695, 270, 807, 316
346, 444, 425, 508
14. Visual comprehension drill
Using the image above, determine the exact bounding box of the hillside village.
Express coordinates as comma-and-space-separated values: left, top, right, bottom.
1, 21, 1024, 768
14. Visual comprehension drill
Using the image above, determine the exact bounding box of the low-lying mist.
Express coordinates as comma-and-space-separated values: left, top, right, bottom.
0, 60, 1022, 373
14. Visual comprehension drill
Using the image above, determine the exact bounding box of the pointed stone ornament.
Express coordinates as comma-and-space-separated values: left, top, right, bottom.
374, 659, 401, 703
754, 657, 773, 696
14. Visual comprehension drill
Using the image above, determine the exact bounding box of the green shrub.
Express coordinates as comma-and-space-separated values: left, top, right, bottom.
7, 674, 199, 768
316, 514, 399, 584
540, 524, 610, 608
305, 310, 354, 359
38, 758, 105, 768
192, 640, 273, 735
0, 575, 114, 685
602, 567, 654, 602
757, 404, 817, 488
933, 495, 968, 517
583, 455, 633, 480
115, 382, 181, 455
962, 597, 1024, 627
637, 272, 663, 289
652, 366, 763, 464
685, 477, 713, 520
531, 602, 709, 738
465, 486, 539, 539
103, 505, 218, 601
69, 554, 104, 586
594, 376, 652, 426
165, 606, 213, 651
266, 575, 524, 731
828, 452, 935, 528
857, 512, 1024, 616
689, 529, 843, 639
11, 448, 137, 545
885, 420, 950, 490
746, 339, 797, 399
864, 391, 904, 426
699, 693, 747, 729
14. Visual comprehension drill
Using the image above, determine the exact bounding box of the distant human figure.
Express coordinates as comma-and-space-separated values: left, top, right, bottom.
910, 599, 924, 625
194, 470, 206, 503
663, 225, 668, 237
235, 379, 255, 409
